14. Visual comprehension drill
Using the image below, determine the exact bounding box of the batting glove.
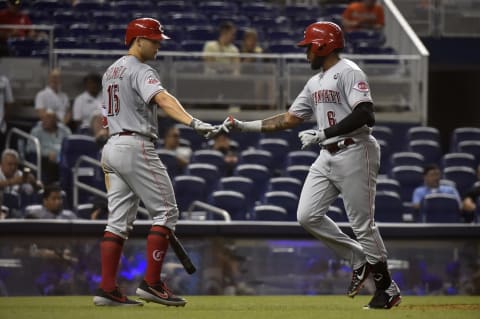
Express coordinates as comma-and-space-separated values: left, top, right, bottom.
190, 118, 216, 139
221, 116, 262, 132
298, 129, 326, 150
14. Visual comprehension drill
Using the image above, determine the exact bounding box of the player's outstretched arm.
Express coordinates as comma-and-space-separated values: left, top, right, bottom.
223, 112, 303, 133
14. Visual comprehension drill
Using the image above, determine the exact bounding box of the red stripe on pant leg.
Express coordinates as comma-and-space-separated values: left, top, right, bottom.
100, 231, 124, 291
145, 225, 171, 286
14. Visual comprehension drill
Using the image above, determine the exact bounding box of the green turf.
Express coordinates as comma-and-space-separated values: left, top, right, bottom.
0, 295, 479, 319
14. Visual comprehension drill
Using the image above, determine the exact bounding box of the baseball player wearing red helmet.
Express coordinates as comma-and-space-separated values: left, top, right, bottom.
93, 18, 220, 307
222, 21, 401, 309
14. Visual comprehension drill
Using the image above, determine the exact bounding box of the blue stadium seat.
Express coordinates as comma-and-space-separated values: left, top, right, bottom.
114, 1, 153, 12
157, 1, 194, 13
324, 4, 348, 16
377, 139, 391, 174
286, 165, 310, 183
210, 190, 247, 220
234, 164, 270, 200
407, 126, 440, 143
186, 25, 216, 41
197, 1, 238, 15
95, 38, 125, 50
265, 29, 293, 41
241, 2, 277, 16
258, 138, 290, 171
267, 177, 302, 197
240, 149, 272, 167
171, 12, 208, 25
372, 125, 393, 145
156, 149, 181, 178
345, 29, 385, 47
211, 15, 251, 28
327, 205, 348, 222
458, 141, 480, 164
180, 40, 206, 52
74, 0, 110, 11
286, 150, 317, 167
174, 175, 206, 213
263, 190, 299, 221
76, 203, 94, 219
443, 166, 477, 196
219, 176, 254, 208
390, 152, 425, 168
186, 163, 220, 194
191, 149, 225, 172
69, 23, 93, 37
53, 10, 83, 25
2, 192, 21, 217
442, 153, 476, 170
229, 132, 261, 150
267, 40, 303, 53
93, 12, 127, 25
253, 204, 288, 221
376, 178, 401, 197
54, 37, 82, 49
284, 4, 318, 18
34, 0, 71, 11
420, 193, 461, 223
450, 127, 480, 152
408, 140, 442, 165
375, 191, 405, 222
160, 40, 181, 51
390, 165, 424, 202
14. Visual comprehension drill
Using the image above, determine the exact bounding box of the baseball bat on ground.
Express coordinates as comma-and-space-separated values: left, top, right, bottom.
169, 232, 196, 274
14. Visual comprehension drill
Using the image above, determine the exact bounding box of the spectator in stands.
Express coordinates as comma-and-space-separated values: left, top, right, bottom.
342, 0, 385, 32
0, 0, 33, 56
0, 74, 14, 149
210, 131, 238, 176
24, 183, 76, 219
461, 164, 480, 223
412, 164, 462, 210
162, 126, 192, 171
72, 73, 102, 133
203, 21, 240, 74
0, 149, 41, 206
28, 109, 71, 185
240, 28, 263, 63
35, 68, 71, 126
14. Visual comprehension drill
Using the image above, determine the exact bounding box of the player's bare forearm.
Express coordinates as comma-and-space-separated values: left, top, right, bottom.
154, 91, 193, 126
261, 112, 303, 132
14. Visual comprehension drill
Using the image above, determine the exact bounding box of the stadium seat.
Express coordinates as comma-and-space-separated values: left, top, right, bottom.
372, 125, 393, 145
375, 191, 405, 222
240, 149, 273, 167
219, 176, 255, 208
211, 15, 251, 29
173, 175, 207, 213
33, 0, 71, 11
263, 191, 299, 221
229, 132, 261, 150
241, 2, 277, 16
258, 138, 290, 172
286, 165, 310, 183
253, 204, 288, 221
2, 192, 21, 217
407, 126, 440, 143
186, 25, 216, 41
408, 140, 442, 165
390, 152, 425, 168
442, 153, 476, 170
390, 165, 424, 202
114, 1, 153, 12
266, 29, 293, 41
197, 1, 238, 15
234, 164, 270, 200
180, 40, 206, 52
376, 178, 401, 197
186, 163, 220, 194
450, 127, 480, 152
156, 149, 181, 178
73, 0, 110, 11
156, 1, 194, 13
286, 150, 317, 167
210, 190, 247, 220
191, 149, 225, 172
458, 141, 480, 163
267, 177, 303, 197
345, 29, 385, 48
76, 203, 94, 219
171, 12, 208, 25
175, 124, 205, 150
377, 139, 392, 174
420, 193, 461, 223
53, 10, 82, 25
267, 40, 303, 53
327, 205, 348, 222
443, 166, 477, 196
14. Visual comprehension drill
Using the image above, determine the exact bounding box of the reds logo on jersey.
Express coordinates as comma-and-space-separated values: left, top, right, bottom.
147, 77, 159, 85
353, 81, 369, 92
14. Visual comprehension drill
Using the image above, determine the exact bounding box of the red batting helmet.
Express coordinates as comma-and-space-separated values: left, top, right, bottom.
297, 22, 344, 57
125, 18, 170, 47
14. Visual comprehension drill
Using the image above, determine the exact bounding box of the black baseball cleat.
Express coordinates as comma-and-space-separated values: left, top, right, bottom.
93, 287, 143, 306
347, 262, 371, 298
136, 280, 187, 307
363, 280, 402, 310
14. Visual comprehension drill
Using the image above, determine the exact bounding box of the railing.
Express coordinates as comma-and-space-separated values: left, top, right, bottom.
186, 200, 232, 222
5, 127, 41, 181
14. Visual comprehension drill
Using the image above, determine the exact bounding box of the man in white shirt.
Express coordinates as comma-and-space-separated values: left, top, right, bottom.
72, 73, 102, 131
34, 68, 71, 125
0, 74, 14, 149
203, 21, 240, 74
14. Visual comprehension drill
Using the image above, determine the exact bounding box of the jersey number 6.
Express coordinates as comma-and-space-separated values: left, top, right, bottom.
327, 111, 336, 126
107, 84, 120, 117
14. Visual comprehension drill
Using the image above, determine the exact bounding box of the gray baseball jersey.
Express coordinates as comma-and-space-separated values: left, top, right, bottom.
101, 55, 178, 239
102, 55, 165, 139
290, 58, 387, 268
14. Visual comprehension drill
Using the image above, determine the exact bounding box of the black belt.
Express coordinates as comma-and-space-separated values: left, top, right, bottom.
323, 138, 355, 154
112, 130, 156, 143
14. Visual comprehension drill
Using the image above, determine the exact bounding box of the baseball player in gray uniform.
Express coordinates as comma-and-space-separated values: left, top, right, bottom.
222, 22, 401, 309
93, 17, 219, 307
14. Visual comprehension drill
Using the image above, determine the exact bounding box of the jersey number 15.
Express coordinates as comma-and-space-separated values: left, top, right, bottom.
107, 84, 120, 116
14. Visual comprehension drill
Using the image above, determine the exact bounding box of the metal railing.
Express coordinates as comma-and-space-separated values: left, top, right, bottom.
186, 200, 232, 222
5, 127, 41, 181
